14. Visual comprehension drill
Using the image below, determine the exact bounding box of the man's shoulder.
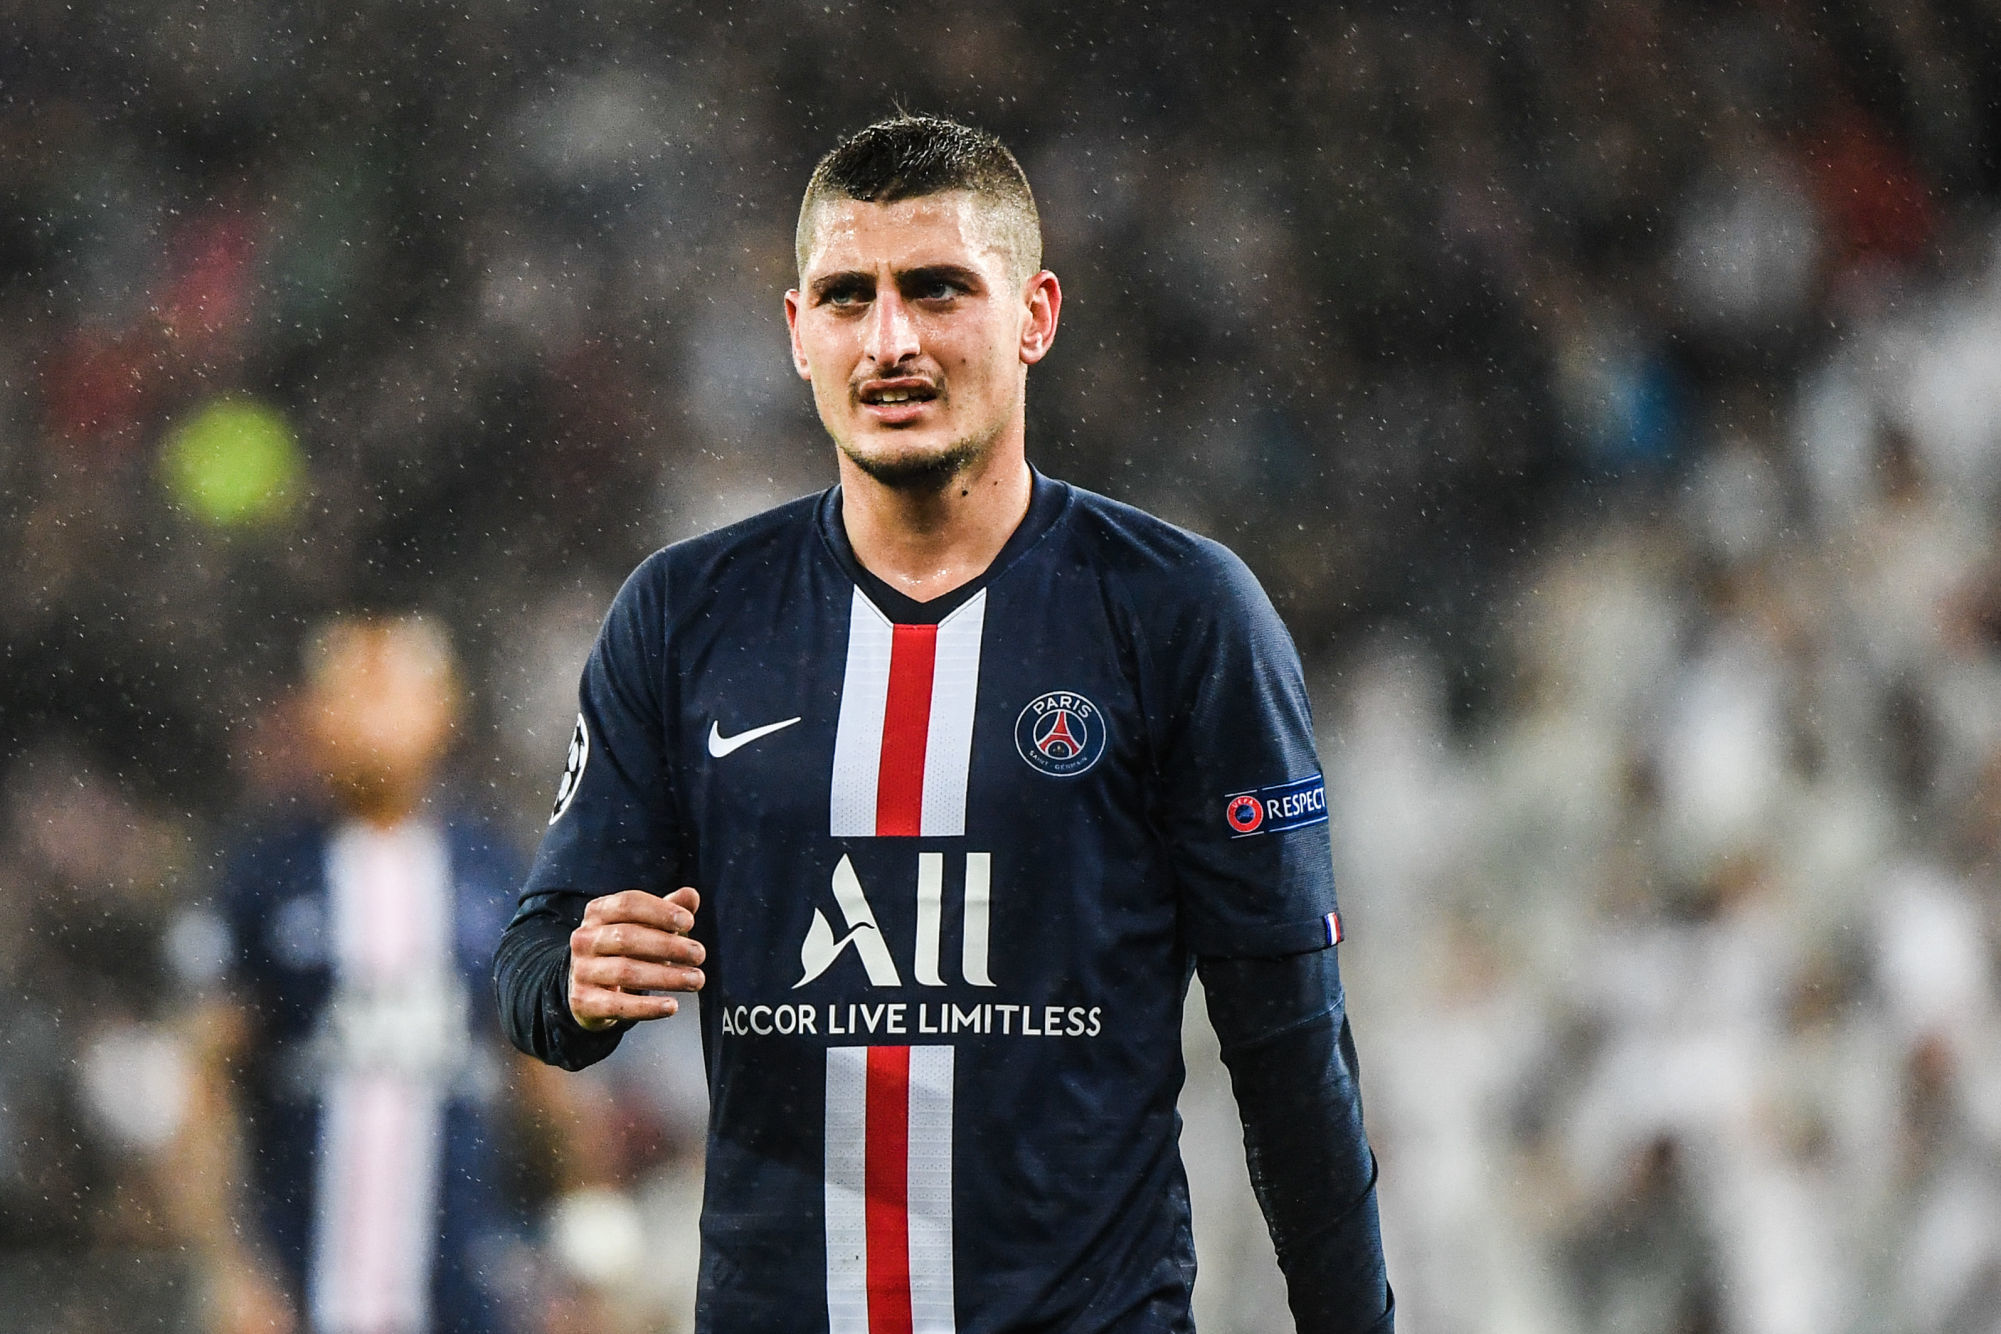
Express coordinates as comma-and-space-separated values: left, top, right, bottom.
438, 806, 524, 873
614, 490, 827, 607
1060, 483, 1269, 613
217, 811, 331, 908
227, 809, 330, 863
644, 489, 827, 574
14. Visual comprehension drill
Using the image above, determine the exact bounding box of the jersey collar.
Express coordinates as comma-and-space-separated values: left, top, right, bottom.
816, 467, 1070, 625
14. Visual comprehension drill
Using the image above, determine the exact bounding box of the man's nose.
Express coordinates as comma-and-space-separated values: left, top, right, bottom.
862, 287, 921, 366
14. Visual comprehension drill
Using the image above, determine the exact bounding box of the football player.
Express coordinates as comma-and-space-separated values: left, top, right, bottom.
195, 617, 526, 1333
496, 114, 1393, 1334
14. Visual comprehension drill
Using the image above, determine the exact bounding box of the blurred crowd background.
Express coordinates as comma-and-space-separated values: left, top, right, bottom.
6, 1, 2001, 1331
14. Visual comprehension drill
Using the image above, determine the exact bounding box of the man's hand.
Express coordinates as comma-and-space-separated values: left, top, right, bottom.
568, 887, 705, 1031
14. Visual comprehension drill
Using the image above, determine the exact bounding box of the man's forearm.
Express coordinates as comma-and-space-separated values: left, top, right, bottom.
493, 889, 629, 1070
1198, 949, 1394, 1334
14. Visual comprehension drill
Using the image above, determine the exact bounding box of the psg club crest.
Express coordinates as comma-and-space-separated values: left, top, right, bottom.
549, 713, 589, 824
1014, 691, 1106, 777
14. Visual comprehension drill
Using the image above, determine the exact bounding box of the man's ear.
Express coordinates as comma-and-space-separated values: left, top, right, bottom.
1020, 270, 1062, 365
784, 289, 812, 381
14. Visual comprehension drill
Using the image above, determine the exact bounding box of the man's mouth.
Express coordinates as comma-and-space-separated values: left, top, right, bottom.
858, 379, 940, 408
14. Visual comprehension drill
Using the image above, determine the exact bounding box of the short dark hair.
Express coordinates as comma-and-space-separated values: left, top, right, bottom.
796, 114, 1042, 282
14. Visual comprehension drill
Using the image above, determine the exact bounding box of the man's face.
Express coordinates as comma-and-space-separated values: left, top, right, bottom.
786, 192, 1057, 488
305, 626, 458, 816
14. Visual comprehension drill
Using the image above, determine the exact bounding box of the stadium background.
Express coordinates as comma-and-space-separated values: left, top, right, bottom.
5, 2, 2001, 1330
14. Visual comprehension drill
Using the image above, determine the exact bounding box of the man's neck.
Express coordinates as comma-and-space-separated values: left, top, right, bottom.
837, 445, 1033, 605
329, 776, 431, 829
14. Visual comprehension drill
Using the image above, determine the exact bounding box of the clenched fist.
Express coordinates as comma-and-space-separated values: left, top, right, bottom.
568, 887, 706, 1031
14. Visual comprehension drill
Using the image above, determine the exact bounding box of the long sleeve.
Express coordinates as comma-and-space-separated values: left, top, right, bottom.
493, 888, 628, 1070
1198, 946, 1394, 1334
501, 549, 682, 1070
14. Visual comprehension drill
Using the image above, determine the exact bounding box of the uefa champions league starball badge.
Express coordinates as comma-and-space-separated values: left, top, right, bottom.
549, 713, 590, 823
1014, 691, 1106, 777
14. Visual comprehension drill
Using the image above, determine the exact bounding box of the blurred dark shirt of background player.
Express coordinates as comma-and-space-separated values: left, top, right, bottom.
496, 115, 1395, 1333
180, 615, 595, 1334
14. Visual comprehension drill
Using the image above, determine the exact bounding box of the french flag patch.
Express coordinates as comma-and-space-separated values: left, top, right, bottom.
1223, 773, 1328, 838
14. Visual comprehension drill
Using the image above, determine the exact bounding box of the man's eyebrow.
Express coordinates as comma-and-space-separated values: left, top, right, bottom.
898, 263, 984, 290
808, 270, 873, 299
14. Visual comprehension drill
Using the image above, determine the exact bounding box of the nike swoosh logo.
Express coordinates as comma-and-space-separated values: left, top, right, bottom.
707, 716, 802, 758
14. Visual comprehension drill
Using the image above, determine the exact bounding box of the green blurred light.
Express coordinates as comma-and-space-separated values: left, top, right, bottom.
159, 396, 301, 528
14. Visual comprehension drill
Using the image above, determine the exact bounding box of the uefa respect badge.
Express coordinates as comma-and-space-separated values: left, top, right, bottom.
1222, 773, 1327, 838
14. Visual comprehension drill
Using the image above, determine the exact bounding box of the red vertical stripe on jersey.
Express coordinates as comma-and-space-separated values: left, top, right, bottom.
865, 1045, 915, 1334
875, 626, 938, 837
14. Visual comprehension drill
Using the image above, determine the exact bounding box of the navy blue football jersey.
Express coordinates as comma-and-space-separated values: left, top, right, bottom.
522, 472, 1342, 1334
222, 811, 525, 1333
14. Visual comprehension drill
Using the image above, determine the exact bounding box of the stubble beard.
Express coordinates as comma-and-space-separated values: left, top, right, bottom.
837, 421, 999, 494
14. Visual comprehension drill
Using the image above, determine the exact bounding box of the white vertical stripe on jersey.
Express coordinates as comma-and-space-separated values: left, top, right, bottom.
310, 1073, 444, 1334
824, 1046, 872, 1334
906, 1046, 957, 1334
830, 591, 895, 837
312, 820, 453, 1334
918, 591, 987, 837
823, 1046, 958, 1334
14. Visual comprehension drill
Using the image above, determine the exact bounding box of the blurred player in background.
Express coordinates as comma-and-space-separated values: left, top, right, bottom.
177, 615, 558, 1334
496, 115, 1394, 1332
